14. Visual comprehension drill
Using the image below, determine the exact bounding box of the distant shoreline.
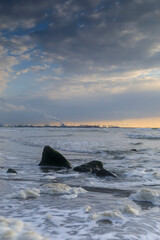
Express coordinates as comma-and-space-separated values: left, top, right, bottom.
0, 124, 159, 129
0, 124, 102, 128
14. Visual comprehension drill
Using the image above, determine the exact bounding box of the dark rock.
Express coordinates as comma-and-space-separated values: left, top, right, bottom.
73, 160, 103, 173
130, 149, 137, 152
39, 147, 117, 178
74, 160, 117, 178
97, 219, 112, 225
96, 169, 117, 178
7, 168, 17, 174
39, 145, 72, 169
73, 166, 92, 172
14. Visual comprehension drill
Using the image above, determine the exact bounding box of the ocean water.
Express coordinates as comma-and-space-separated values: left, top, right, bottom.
0, 127, 160, 239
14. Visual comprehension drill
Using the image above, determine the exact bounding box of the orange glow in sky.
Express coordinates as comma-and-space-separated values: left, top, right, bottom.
64, 118, 160, 128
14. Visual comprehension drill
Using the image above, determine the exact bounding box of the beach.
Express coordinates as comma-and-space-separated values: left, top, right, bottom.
0, 127, 160, 239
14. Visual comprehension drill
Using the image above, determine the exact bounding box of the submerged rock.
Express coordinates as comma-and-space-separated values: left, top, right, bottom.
39, 145, 72, 169
73, 160, 117, 178
96, 169, 117, 178
7, 168, 17, 174
130, 149, 137, 152
73, 160, 103, 173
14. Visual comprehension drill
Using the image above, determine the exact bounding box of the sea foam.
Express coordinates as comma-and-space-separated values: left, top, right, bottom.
6, 188, 40, 199
40, 183, 87, 198
91, 203, 140, 223
130, 188, 160, 205
0, 216, 49, 240
92, 210, 124, 222
5, 183, 86, 200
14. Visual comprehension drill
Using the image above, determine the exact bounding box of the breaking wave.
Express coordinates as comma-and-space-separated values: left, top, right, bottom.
5, 184, 87, 200
130, 188, 160, 205
6, 188, 40, 199
91, 203, 140, 224
128, 134, 160, 140
40, 183, 87, 199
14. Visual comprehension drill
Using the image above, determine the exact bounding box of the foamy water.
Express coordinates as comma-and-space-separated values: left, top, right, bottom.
0, 127, 160, 239
0, 215, 50, 240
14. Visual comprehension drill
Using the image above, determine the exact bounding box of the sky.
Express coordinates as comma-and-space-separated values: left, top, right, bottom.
1, 0, 160, 127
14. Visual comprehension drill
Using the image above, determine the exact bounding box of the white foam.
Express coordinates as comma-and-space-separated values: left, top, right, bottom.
91, 203, 140, 223
60, 193, 78, 199
4, 182, 86, 203
84, 205, 92, 213
43, 175, 56, 180
130, 188, 160, 205
40, 183, 87, 199
92, 210, 124, 222
54, 172, 80, 178
120, 204, 140, 216
6, 188, 40, 199
0, 216, 50, 240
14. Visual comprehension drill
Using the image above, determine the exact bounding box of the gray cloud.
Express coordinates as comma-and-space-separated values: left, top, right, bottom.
30, 0, 160, 74
0, 0, 52, 30
0, 0, 160, 124
1, 89, 159, 125
1, 0, 160, 73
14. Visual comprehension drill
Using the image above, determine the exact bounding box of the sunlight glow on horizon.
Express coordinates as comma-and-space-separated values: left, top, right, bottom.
36, 117, 160, 128
65, 118, 160, 128
4, 117, 160, 128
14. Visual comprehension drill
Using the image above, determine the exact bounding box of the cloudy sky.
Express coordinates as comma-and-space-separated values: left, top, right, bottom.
0, 0, 160, 127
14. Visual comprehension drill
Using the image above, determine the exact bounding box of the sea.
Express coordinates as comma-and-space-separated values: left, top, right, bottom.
0, 126, 160, 240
